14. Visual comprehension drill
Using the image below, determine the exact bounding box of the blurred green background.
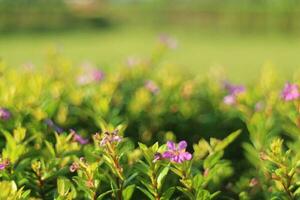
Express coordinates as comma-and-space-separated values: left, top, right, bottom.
0, 0, 300, 82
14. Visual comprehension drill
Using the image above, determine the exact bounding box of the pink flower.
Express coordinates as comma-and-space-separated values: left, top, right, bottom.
223, 95, 236, 105
145, 80, 160, 94
159, 34, 178, 49
222, 81, 245, 105
69, 162, 79, 172
162, 141, 192, 163
152, 153, 163, 163
100, 130, 122, 146
0, 108, 11, 121
223, 81, 245, 96
0, 159, 10, 170
77, 63, 104, 85
70, 129, 89, 145
255, 101, 264, 112
281, 83, 300, 101
92, 69, 104, 82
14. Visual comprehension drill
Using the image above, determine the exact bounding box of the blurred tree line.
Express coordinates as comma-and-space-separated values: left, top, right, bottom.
0, 0, 300, 33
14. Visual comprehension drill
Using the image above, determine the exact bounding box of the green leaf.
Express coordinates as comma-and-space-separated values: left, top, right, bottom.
97, 189, 115, 200
193, 174, 204, 190
13, 127, 26, 143
21, 189, 31, 198
214, 130, 241, 152
45, 140, 56, 157
203, 151, 223, 169
211, 191, 220, 199
151, 142, 159, 152
157, 165, 170, 190
122, 184, 136, 200
57, 177, 71, 196
196, 189, 211, 200
123, 172, 139, 187
161, 187, 175, 200
177, 186, 194, 200
137, 186, 155, 200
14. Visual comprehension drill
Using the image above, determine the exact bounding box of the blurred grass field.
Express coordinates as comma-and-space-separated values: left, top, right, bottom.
1, 25, 300, 82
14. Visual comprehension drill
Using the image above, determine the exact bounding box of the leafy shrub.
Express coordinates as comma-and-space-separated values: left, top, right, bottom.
1, 38, 300, 199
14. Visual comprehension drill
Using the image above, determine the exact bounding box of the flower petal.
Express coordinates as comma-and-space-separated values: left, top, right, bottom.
167, 141, 176, 150
182, 152, 192, 161
178, 140, 187, 150
162, 151, 173, 159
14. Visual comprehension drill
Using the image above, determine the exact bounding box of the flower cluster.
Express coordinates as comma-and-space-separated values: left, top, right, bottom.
69, 157, 87, 173
223, 81, 246, 105
281, 82, 300, 101
98, 129, 122, 146
77, 63, 104, 85
70, 129, 89, 145
0, 108, 11, 121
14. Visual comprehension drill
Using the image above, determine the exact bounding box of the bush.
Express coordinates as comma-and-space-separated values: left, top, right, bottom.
1, 38, 300, 199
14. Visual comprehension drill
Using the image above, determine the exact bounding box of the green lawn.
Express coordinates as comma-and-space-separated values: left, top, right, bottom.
1, 25, 300, 82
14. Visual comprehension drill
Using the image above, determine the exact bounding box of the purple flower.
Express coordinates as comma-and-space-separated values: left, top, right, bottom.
222, 81, 245, 105
0, 159, 10, 170
100, 129, 122, 146
0, 108, 11, 120
153, 153, 163, 163
70, 129, 89, 145
162, 141, 192, 163
145, 80, 160, 94
92, 69, 104, 82
77, 63, 104, 85
44, 119, 63, 133
223, 81, 245, 95
281, 83, 300, 101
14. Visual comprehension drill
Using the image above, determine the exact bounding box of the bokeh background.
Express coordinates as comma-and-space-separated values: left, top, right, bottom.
0, 0, 300, 82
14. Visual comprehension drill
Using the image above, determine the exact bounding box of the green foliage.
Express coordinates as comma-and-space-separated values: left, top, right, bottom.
1, 40, 300, 199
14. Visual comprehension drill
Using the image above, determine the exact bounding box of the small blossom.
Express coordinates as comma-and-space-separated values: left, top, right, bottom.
223, 95, 236, 105
223, 81, 246, 96
126, 56, 140, 68
92, 69, 104, 82
159, 34, 178, 49
79, 157, 86, 163
255, 101, 264, 112
70, 129, 89, 145
249, 178, 259, 187
222, 81, 245, 105
0, 159, 10, 170
69, 162, 79, 172
153, 153, 162, 163
145, 80, 160, 94
0, 108, 11, 120
162, 140, 192, 163
100, 129, 122, 146
44, 119, 63, 133
281, 82, 300, 101
77, 63, 104, 85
